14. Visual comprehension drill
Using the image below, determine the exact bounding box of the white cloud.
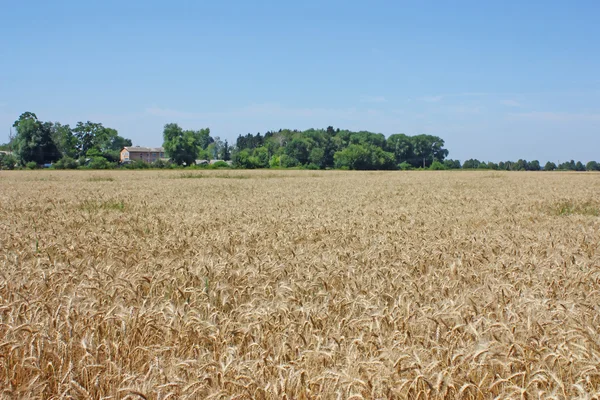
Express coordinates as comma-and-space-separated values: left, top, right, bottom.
500, 99, 522, 107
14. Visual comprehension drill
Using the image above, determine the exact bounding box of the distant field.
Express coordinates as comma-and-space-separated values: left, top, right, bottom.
1, 170, 599, 398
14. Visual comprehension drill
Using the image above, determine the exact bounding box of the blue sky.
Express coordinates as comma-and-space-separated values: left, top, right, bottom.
1, 0, 599, 162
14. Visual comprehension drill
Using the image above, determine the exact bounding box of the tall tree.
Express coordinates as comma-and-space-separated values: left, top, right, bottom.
387, 134, 414, 165
12, 112, 60, 164
220, 140, 231, 161
411, 134, 448, 168
73, 121, 107, 156
52, 123, 78, 158
163, 123, 210, 165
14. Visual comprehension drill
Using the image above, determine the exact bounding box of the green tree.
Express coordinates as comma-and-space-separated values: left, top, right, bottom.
429, 160, 446, 170
73, 121, 118, 157
0, 153, 18, 170
51, 123, 78, 158
285, 137, 312, 165
462, 159, 481, 169
512, 159, 528, 171
528, 160, 541, 171
108, 135, 132, 151
220, 140, 231, 161
575, 161, 586, 171
410, 134, 448, 168
334, 144, 395, 170
162, 123, 204, 166
586, 161, 599, 171
387, 133, 413, 165
309, 147, 326, 169
443, 159, 461, 169
544, 161, 557, 171
252, 146, 270, 168
12, 112, 60, 165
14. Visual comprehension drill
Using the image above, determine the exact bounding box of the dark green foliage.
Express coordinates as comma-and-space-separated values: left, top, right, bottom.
558, 160, 577, 171
52, 123, 78, 158
334, 144, 395, 170
220, 140, 231, 161
429, 160, 446, 170
12, 112, 61, 165
443, 159, 462, 169
586, 161, 599, 171
462, 159, 481, 169
162, 123, 210, 166
122, 160, 151, 169
152, 158, 172, 169
53, 156, 78, 169
210, 161, 231, 169
85, 157, 115, 169
544, 161, 557, 171
398, 161, 413, 170
528, 160, 541, 171
0, 153, 18, 170
233, 128, 448, 170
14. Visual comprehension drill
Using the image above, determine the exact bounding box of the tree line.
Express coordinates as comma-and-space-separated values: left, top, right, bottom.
0, 112, 132, 169
231, 127, 448, 170
1, 112, 598, 171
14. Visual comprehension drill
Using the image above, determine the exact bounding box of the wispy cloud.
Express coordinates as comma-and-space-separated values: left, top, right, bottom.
500, 99, 522, 107
508, 111, 600, 122
360, 95, 386, 103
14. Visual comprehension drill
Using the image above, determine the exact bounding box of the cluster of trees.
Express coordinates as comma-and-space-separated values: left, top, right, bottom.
162, 123, 230, 165
231, 127, 448, 170
2, 112, 598, 172
1, 112, 132, 169
460, 158, 600, 171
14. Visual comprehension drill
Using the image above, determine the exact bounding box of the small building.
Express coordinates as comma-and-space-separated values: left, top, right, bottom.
120, 146, 165, 163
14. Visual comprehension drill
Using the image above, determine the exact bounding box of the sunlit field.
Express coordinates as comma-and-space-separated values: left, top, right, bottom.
1, 170, 599, 399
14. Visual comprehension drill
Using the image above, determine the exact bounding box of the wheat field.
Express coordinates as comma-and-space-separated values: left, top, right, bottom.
0, 170, 599, 399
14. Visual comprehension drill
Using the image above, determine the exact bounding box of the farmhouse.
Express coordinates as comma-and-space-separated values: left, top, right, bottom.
120, 146, 165, 163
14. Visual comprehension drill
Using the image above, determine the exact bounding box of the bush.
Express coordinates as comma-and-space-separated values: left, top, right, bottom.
279, 154, 299, 168
26, 161, 38, 170
0, 153, 18, 170
398, 161, 413, 170
152, 159, 172, 169
85, 156, 115, 170
209, 161, 231, 169
429, 160, 446, 170
269, 156, 281, 168
129, 160, 151, 169
53, 156, 78, 169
